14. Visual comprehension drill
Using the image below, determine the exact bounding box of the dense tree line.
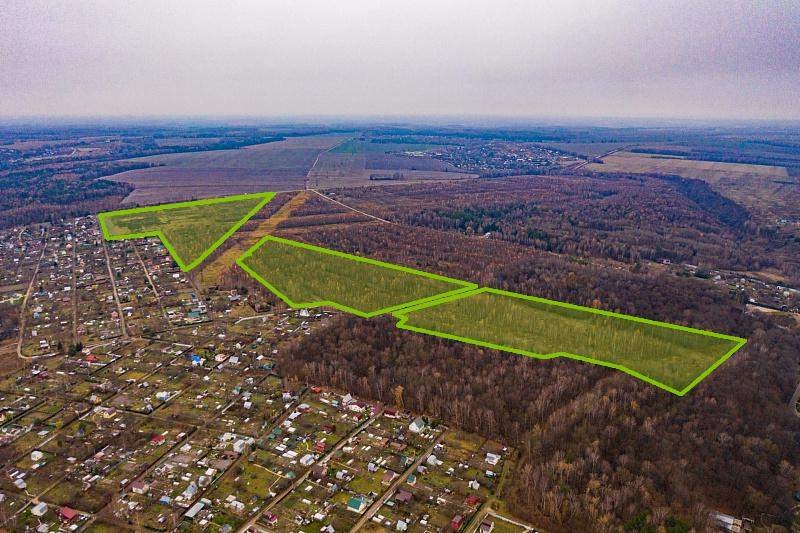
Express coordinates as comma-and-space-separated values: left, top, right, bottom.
0, 194, 131, 229
276, 315, 796, 531
326, 176, 800, 285
0, 159, 141, 228
0, 125, 343, 228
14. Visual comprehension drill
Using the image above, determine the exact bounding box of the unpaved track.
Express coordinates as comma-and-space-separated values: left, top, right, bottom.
102, 238, 129, 338
350, 429, 447, 531
198, 191, 313, 286
237, 410, 383, 533
309, 189, 394, 225
17, 230, 49, 359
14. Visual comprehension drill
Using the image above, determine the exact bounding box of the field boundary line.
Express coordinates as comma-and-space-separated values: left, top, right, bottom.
392, 287, 747, 396
237, 235, 747, 396
236, 234, 478, 318
98, 191, 275, 272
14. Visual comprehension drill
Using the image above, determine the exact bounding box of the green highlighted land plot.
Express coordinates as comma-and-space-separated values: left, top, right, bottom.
99, 190, 746, 395
239, 237, 745, 395
394, 288, 746, 395
236, 236, 477, 317
98, 192, 275, 271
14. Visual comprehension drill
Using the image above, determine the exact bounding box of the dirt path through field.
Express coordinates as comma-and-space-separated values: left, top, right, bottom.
304, 135, 352, 188
197, 191, 312, 286
17, 229, 49, 359
102, 239, 129, 339
309, 189, 395, 224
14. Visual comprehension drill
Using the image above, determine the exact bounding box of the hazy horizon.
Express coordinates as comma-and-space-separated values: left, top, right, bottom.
3, 114, 800, 130
2, 0, 799, 121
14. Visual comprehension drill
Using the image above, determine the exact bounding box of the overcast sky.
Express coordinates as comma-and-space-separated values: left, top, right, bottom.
1, 0, 798, 120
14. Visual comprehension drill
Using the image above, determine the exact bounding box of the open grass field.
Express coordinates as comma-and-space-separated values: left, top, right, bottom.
237, 236, 477, 317
110, 133, 476, 204
588, 150, 799, 221
394, 288, 746, 394
197, 191, 308, 285
99, 192, 274, 271
306, 149, 477, 189
588, 150, 789, 180
111, 134, 350, 204
238, 235, 745, 394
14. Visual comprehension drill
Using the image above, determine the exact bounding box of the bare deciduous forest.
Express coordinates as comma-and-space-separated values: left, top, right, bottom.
5, 123, 799, 531
230, 170, 800, 531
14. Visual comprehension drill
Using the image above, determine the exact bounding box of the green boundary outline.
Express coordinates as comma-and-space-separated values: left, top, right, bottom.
392, 287, 747, 396
236, 235, 478, 318
238, 236, 746, 396
98, 192, 276, 272
97, 189, 747, 396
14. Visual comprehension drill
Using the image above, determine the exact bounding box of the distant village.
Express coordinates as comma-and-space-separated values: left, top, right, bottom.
660, 259, 799, 314
404, 142, 575, 176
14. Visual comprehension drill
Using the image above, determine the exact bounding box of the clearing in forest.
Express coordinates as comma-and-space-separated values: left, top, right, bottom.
393, 287, 746, 395
236, 236, 477, 317
98, 192, 275, 271
586, 151, 788, 180
238, 237, 746, 395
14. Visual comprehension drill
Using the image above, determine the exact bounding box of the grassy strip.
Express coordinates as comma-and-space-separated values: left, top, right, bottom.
393, 288, 746, 395
238, 236, 746, 395
98, 192, 275, 271
236, 236, 477, 318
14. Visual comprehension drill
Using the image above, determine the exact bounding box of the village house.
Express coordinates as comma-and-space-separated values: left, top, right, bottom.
409, 417, 426, 433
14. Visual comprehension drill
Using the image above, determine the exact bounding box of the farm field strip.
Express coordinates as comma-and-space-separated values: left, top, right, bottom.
239, 237, 746, 395
393, 287, 746, 395
587, 151, 788, 180
586, 150, 799, 221
98, 192, 275, 271
237, 235, 477, 317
